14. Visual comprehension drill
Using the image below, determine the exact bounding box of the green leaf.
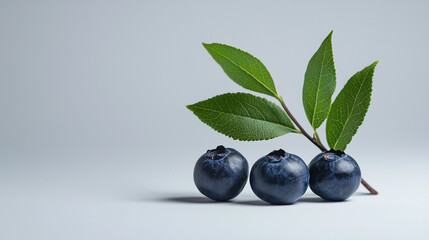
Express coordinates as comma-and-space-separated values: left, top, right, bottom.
187, 93, 298, 141
202, 43, 279, 99
326, 61, 379, 150
303, 30, 336, 129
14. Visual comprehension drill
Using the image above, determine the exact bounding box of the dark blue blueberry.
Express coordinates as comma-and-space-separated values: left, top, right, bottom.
309, 149, 361, 201
250, 149, 309, 205
193, 145, 248, 201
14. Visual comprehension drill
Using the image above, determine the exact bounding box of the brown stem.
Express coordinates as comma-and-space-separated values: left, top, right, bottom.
278, 97, 378, 195
361, 178, 378, 194
279, 98, 327, 152
313, 131, 324, 148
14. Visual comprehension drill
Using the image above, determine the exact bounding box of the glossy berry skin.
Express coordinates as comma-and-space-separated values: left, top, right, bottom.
309, 150, 361, 201
194, 146, 248, 201
250, 149, 309, 205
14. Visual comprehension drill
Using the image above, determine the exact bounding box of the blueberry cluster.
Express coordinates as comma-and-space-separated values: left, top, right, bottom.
194, 146, 361, 204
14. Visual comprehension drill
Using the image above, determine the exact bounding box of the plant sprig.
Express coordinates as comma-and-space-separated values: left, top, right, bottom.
187, 31, 379, 194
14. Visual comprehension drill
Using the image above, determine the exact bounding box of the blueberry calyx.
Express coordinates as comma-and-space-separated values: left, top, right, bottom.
206, 145, 228, 160
323, 149, 345, 160
267, 149, 288, 163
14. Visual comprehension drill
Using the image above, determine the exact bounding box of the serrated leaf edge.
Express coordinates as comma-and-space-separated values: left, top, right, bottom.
329, 61, 379, 150
202, 43, 279, 99
309, 31, 336, 129
187, 92, 299, 141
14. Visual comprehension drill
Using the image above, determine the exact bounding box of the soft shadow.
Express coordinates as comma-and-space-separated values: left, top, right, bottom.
159, 196, 225, 204
298, 197, 348, 203
354, 192, 374, 196
232, 200, 275, 206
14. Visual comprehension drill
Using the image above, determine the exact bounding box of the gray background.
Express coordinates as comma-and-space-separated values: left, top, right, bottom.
1, 0, 428, 239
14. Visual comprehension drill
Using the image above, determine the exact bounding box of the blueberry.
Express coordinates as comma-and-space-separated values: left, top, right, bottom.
193, 145, 248, 201
250, 149, 309, 205
309, 149, 361, 201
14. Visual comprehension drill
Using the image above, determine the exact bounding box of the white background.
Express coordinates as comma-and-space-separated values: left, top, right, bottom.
1, 1, 428, 239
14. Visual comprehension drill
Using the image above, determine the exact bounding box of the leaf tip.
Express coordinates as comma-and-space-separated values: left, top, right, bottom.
186, 104, 194, 111
202, 42, 211, 50
373, 60, 380, 67
325, 30, 333, 40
